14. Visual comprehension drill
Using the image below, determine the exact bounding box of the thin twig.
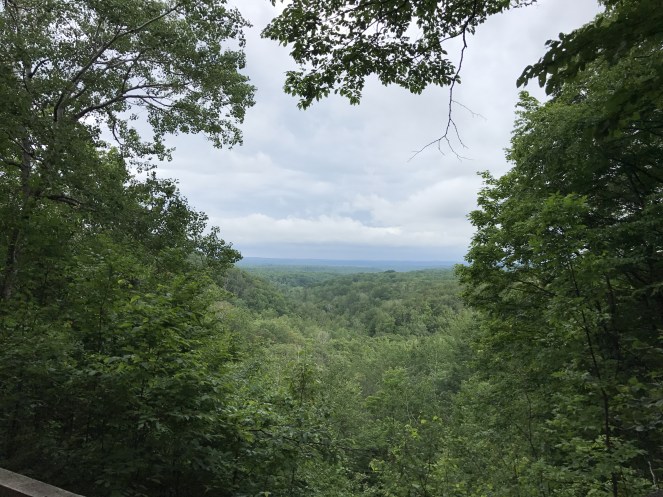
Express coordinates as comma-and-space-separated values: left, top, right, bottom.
409, 0, 480, 161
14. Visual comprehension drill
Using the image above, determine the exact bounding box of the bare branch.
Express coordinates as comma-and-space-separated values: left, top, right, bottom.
73, 83, 177, 120
452, 99, 486, 120
43, 193, 83, 207
28, 58, 50, 78
409, 0, 480, 161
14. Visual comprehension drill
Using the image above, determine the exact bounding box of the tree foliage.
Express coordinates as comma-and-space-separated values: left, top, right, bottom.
519, 0, 663, 136
263, 0, 535, 108
1, 1, 662, 496
0, 1, 253, 494
0, 150, 245, 496
0, 0, 254, 300
458, 37, 663, 496
264, 0, 663, 127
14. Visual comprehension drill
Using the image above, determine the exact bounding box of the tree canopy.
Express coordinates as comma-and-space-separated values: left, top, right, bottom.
264, 0, 663, 110
1, 1, 662, 496
0, 0, 254, 301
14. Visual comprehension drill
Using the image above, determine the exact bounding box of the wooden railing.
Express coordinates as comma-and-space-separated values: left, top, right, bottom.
1, 466, 661, 497
0, 468, 83, 497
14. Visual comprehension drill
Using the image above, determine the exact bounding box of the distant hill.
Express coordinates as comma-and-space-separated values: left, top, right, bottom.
237, 257, 459, 272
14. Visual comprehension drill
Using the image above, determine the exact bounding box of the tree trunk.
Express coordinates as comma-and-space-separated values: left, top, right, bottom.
1, 136, 33, 302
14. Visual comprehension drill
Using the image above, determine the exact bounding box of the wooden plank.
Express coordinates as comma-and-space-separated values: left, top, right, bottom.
0, 468, 84, 497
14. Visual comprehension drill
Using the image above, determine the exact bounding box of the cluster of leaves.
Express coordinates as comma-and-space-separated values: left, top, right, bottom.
457, 32, 663, 497
264, 0, 663, 116
218, 265, 480, 497
263, 0, 535, 108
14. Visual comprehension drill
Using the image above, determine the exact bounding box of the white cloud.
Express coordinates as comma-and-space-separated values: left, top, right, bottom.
156, 0, 602, 260
214, 213, 471, 249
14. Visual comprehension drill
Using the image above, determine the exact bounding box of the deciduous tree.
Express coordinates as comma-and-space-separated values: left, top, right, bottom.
459, 39, 663, 496
0, 0, 254, 300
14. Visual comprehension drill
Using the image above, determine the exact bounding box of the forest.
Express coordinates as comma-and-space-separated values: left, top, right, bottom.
0, 0, 661, 496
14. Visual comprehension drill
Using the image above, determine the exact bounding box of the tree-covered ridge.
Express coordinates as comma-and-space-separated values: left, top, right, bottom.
1, 0, 661, 496
224, 267, 464, 339
216, 267, 479, 497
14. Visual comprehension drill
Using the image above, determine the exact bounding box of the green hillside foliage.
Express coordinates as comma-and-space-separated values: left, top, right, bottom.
1, 1, 661, 496
458, 36, 663, 495
214, 267, 479, 497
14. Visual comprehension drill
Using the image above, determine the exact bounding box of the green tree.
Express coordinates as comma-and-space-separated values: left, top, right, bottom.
458, 38, 663, 496
0, 149, 245, 496
0, 0, 254, 300
264, 0, 662, 116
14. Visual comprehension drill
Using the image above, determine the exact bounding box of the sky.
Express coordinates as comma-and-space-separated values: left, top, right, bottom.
157, 0, 601, 262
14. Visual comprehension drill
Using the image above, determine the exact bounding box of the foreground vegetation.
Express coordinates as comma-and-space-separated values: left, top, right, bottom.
1, 0, 661, 496
1, 256, 660, 496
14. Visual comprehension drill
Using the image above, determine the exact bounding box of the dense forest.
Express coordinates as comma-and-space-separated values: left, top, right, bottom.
1, 0, 661, 496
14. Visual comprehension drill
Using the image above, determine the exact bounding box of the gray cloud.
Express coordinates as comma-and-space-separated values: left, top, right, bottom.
157, 0, 601, 261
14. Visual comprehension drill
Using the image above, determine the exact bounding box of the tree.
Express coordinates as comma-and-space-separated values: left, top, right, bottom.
0, 149, 245, 496
519, 0, 663, 137
264, 0, 663, 115
458, 37, 663, 496
0, 0, 255, 300
0, 3, 256, 493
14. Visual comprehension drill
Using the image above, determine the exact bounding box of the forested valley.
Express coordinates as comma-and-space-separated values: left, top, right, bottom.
1, 0, 662, 496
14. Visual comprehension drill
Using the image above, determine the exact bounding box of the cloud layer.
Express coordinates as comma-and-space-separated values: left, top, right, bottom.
157, 0, 601, 261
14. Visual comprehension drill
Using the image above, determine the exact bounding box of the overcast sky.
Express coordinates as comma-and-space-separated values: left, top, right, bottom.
157, 0, 601, 262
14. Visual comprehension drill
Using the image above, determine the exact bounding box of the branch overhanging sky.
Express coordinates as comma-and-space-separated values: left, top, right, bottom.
157, 0, 601, 261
